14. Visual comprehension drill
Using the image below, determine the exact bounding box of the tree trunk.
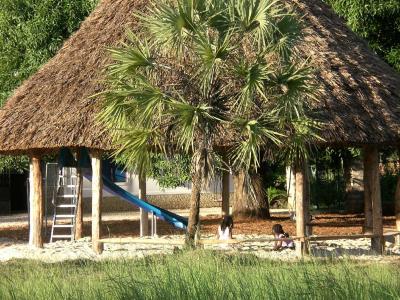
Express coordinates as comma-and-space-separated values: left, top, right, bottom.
186, 168, 202, 246
253, 173, 270, 218
232, 170, 247, 216
232, 170, 269, 218
221, 169, 230, 216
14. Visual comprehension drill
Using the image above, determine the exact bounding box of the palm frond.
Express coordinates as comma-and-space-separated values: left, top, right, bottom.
271, 13, 302, 60
232, 0, 284, 50
230, 116, 283, 171
271, 60, 316, 121
107, 33, 153, 76
169, 98, 223, 152
112, 128, 164, 177
234, 59, 272, 111
137, 0, 199, 55
193, 31, 233, 96
279, 118, 324, 164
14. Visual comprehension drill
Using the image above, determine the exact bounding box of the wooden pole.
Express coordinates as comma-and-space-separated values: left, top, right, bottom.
286, 166, 296, 213
74, 166, 83, 240
304, 163, 312, 237
221, 170, 230, 216
28, 161, 34, 245
363, 149, 373, 234
364, 146, 383, 254
139, 173, 149, 236
90, 151, 103, 254
394, 149, 400, 246
29, 155, 44, 248
295, 160, 308, 257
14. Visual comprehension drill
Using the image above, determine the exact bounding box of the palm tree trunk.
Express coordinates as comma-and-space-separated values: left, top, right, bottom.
186, 143, 207, 247
232, 170, 246, 216
253, 173, 270, 218
186, 169, 202, 246
232, 171, 269, 218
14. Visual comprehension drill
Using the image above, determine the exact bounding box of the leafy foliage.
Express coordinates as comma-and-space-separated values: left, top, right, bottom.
0, 155, 29, 174
266, 186, 287, 208
0, 0, 96, 172
325, 0, 400, 71
149, 154, 191, 189
0, 0, 97, 106
99, 0, 320, 182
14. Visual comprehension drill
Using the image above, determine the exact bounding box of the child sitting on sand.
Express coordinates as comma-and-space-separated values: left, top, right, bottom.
272, 224, 294, 250
217, 215, 234, 240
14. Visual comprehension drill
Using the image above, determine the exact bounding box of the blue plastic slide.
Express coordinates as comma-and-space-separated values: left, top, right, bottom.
84, 173, 188, 230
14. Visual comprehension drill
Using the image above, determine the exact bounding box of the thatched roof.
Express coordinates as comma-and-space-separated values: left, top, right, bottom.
0, 0, 400, 154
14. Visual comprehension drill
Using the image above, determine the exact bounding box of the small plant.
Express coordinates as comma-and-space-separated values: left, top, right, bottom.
266, 186, 288, 208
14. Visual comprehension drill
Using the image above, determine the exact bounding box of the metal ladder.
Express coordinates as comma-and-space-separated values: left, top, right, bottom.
50, 168, 78, 242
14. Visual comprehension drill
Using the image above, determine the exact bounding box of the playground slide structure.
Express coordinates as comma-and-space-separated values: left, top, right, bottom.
84, 173, 188, 230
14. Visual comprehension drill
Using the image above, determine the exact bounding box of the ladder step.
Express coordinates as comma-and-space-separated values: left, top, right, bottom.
52, 235, 73, 239
56, 204, 76, 208
57, 195, 76, 198
55, 214, 75, 218
53, 224, 74, 228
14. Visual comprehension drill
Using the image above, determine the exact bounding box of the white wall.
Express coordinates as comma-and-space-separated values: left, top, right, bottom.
82, 172, 234, 198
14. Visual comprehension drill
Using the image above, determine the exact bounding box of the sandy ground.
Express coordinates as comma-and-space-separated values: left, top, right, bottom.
0, 209, 399, 262
0, 235, 398, 263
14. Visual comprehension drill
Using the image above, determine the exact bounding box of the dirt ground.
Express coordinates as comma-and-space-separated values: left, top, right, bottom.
0, 213, 397, 243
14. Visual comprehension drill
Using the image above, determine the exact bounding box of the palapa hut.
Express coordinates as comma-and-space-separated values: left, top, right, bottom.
0, 0, 399, 255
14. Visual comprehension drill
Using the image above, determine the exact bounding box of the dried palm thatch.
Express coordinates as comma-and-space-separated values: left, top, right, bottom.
0, 0, 399, 155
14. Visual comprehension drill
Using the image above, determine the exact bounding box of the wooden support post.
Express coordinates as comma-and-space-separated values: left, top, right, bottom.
395, 148, 400, 246
90, 151, 103, 254
29, 155, 44, 248
364, 146, 384, 254
221, 170, 230, 216
29, 161, 34, 245
295, 161, 308, 257
363, 149, 373, 234
286, 166, 296, 212
75, 166, 83, 240
139, 173, 149, 237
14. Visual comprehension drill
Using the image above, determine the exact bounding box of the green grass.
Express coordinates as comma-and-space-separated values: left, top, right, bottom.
0, 251, 399, 299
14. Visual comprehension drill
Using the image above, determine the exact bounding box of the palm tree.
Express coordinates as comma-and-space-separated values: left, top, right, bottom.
98, 0, 320, 245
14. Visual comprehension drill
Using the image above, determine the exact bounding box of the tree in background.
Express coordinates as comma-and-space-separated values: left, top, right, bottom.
99, 0, 319, 244
0, 0, 97, 171
326, 0, 400, 71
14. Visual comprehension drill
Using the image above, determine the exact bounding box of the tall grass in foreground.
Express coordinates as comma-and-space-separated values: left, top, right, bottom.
0, 251, 399, 300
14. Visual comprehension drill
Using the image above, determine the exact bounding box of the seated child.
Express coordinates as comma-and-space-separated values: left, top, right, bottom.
217, 215, 234, 240
272, 224, 294, 250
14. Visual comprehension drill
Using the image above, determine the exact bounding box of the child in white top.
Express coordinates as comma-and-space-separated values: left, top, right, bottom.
272, 224, 294, 250
217, 215, 233, 240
